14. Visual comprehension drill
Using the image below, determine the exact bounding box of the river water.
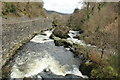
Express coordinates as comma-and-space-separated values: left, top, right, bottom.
10, 29, 88, 79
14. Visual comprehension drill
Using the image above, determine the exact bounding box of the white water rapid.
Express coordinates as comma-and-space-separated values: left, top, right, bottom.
67, 30, 96, 48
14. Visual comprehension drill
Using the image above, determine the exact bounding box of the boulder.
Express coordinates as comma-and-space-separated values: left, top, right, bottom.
53, 26, 70, 39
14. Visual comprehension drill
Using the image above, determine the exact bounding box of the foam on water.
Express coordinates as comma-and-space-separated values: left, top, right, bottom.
31, 30, 54, 43
67, 30, 96, 48
11, 53, 66, 78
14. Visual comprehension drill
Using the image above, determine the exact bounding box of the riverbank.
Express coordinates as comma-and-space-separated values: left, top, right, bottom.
50, 26, 119, 79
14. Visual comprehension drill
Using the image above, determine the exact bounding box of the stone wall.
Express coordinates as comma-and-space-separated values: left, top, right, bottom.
2, 17, 52, 66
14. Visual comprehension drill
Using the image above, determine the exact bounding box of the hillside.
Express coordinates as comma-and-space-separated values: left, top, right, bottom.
46, 10, 69, 15
68, 2, 118, 52
45, 10, 70, 26
2, 2, 46, 18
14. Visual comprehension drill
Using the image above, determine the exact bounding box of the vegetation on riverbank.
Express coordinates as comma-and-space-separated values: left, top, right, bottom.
51, 27, 119, 78
67, 2, 119, 79
2, 2, 46, 18
50, 2, 119, 79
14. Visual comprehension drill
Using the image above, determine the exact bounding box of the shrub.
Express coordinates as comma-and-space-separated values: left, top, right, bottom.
91, 66, 118, 78
52, 17, 59, 27
2, 3, 16, 15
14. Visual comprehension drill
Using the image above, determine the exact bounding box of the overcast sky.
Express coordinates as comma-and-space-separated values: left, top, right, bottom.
43, 0, 84, 14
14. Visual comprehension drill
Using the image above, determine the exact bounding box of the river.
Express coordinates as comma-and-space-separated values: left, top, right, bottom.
8, 29, 88, 79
